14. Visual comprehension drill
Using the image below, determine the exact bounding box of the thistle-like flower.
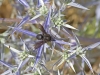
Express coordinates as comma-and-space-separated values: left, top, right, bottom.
51, 10, 77, 32
3, 40, 36, 75
1, 0, 99, 75
10, 23, 72, 72
67, 32, 100, 74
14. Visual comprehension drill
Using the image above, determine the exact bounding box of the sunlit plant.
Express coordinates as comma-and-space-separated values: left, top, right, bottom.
0, 0, 100, 75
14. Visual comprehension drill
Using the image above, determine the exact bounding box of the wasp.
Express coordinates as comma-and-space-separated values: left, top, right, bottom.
34, 24, 54, 49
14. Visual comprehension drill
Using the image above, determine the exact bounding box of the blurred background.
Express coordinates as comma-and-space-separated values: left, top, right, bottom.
0, 0, 100, 74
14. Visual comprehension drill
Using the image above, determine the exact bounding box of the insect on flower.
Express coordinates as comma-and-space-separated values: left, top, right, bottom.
10, 23, 71, 50
34, 24, 53, 49
36, 34, 51, 41
36, 24, 52, 42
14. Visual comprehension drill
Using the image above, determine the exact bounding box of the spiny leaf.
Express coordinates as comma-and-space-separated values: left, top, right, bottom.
80, 55, 94, 74
11, 15, 30, 35
67, 2, 89, 10
68, 61, 76, 73
43, 8, 51, 33
37, 0, 44, 7
33, 45, 44, 69
0, 60, 14, 68
58, 70, 61, 75
4, 44, 20, 54
16, 69, 20, 75
57, 59, 65, 67
55, 40, 72, 45
36, 68, 42, 75
30, 14, 41, 21
10, 27, 37, 37
83, 41, 100, 51
72, 31, 81, 47
17, 58, 30, 71
62, 28, 72, 39
18, 0, 30, 8
63, 24, 78, 30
